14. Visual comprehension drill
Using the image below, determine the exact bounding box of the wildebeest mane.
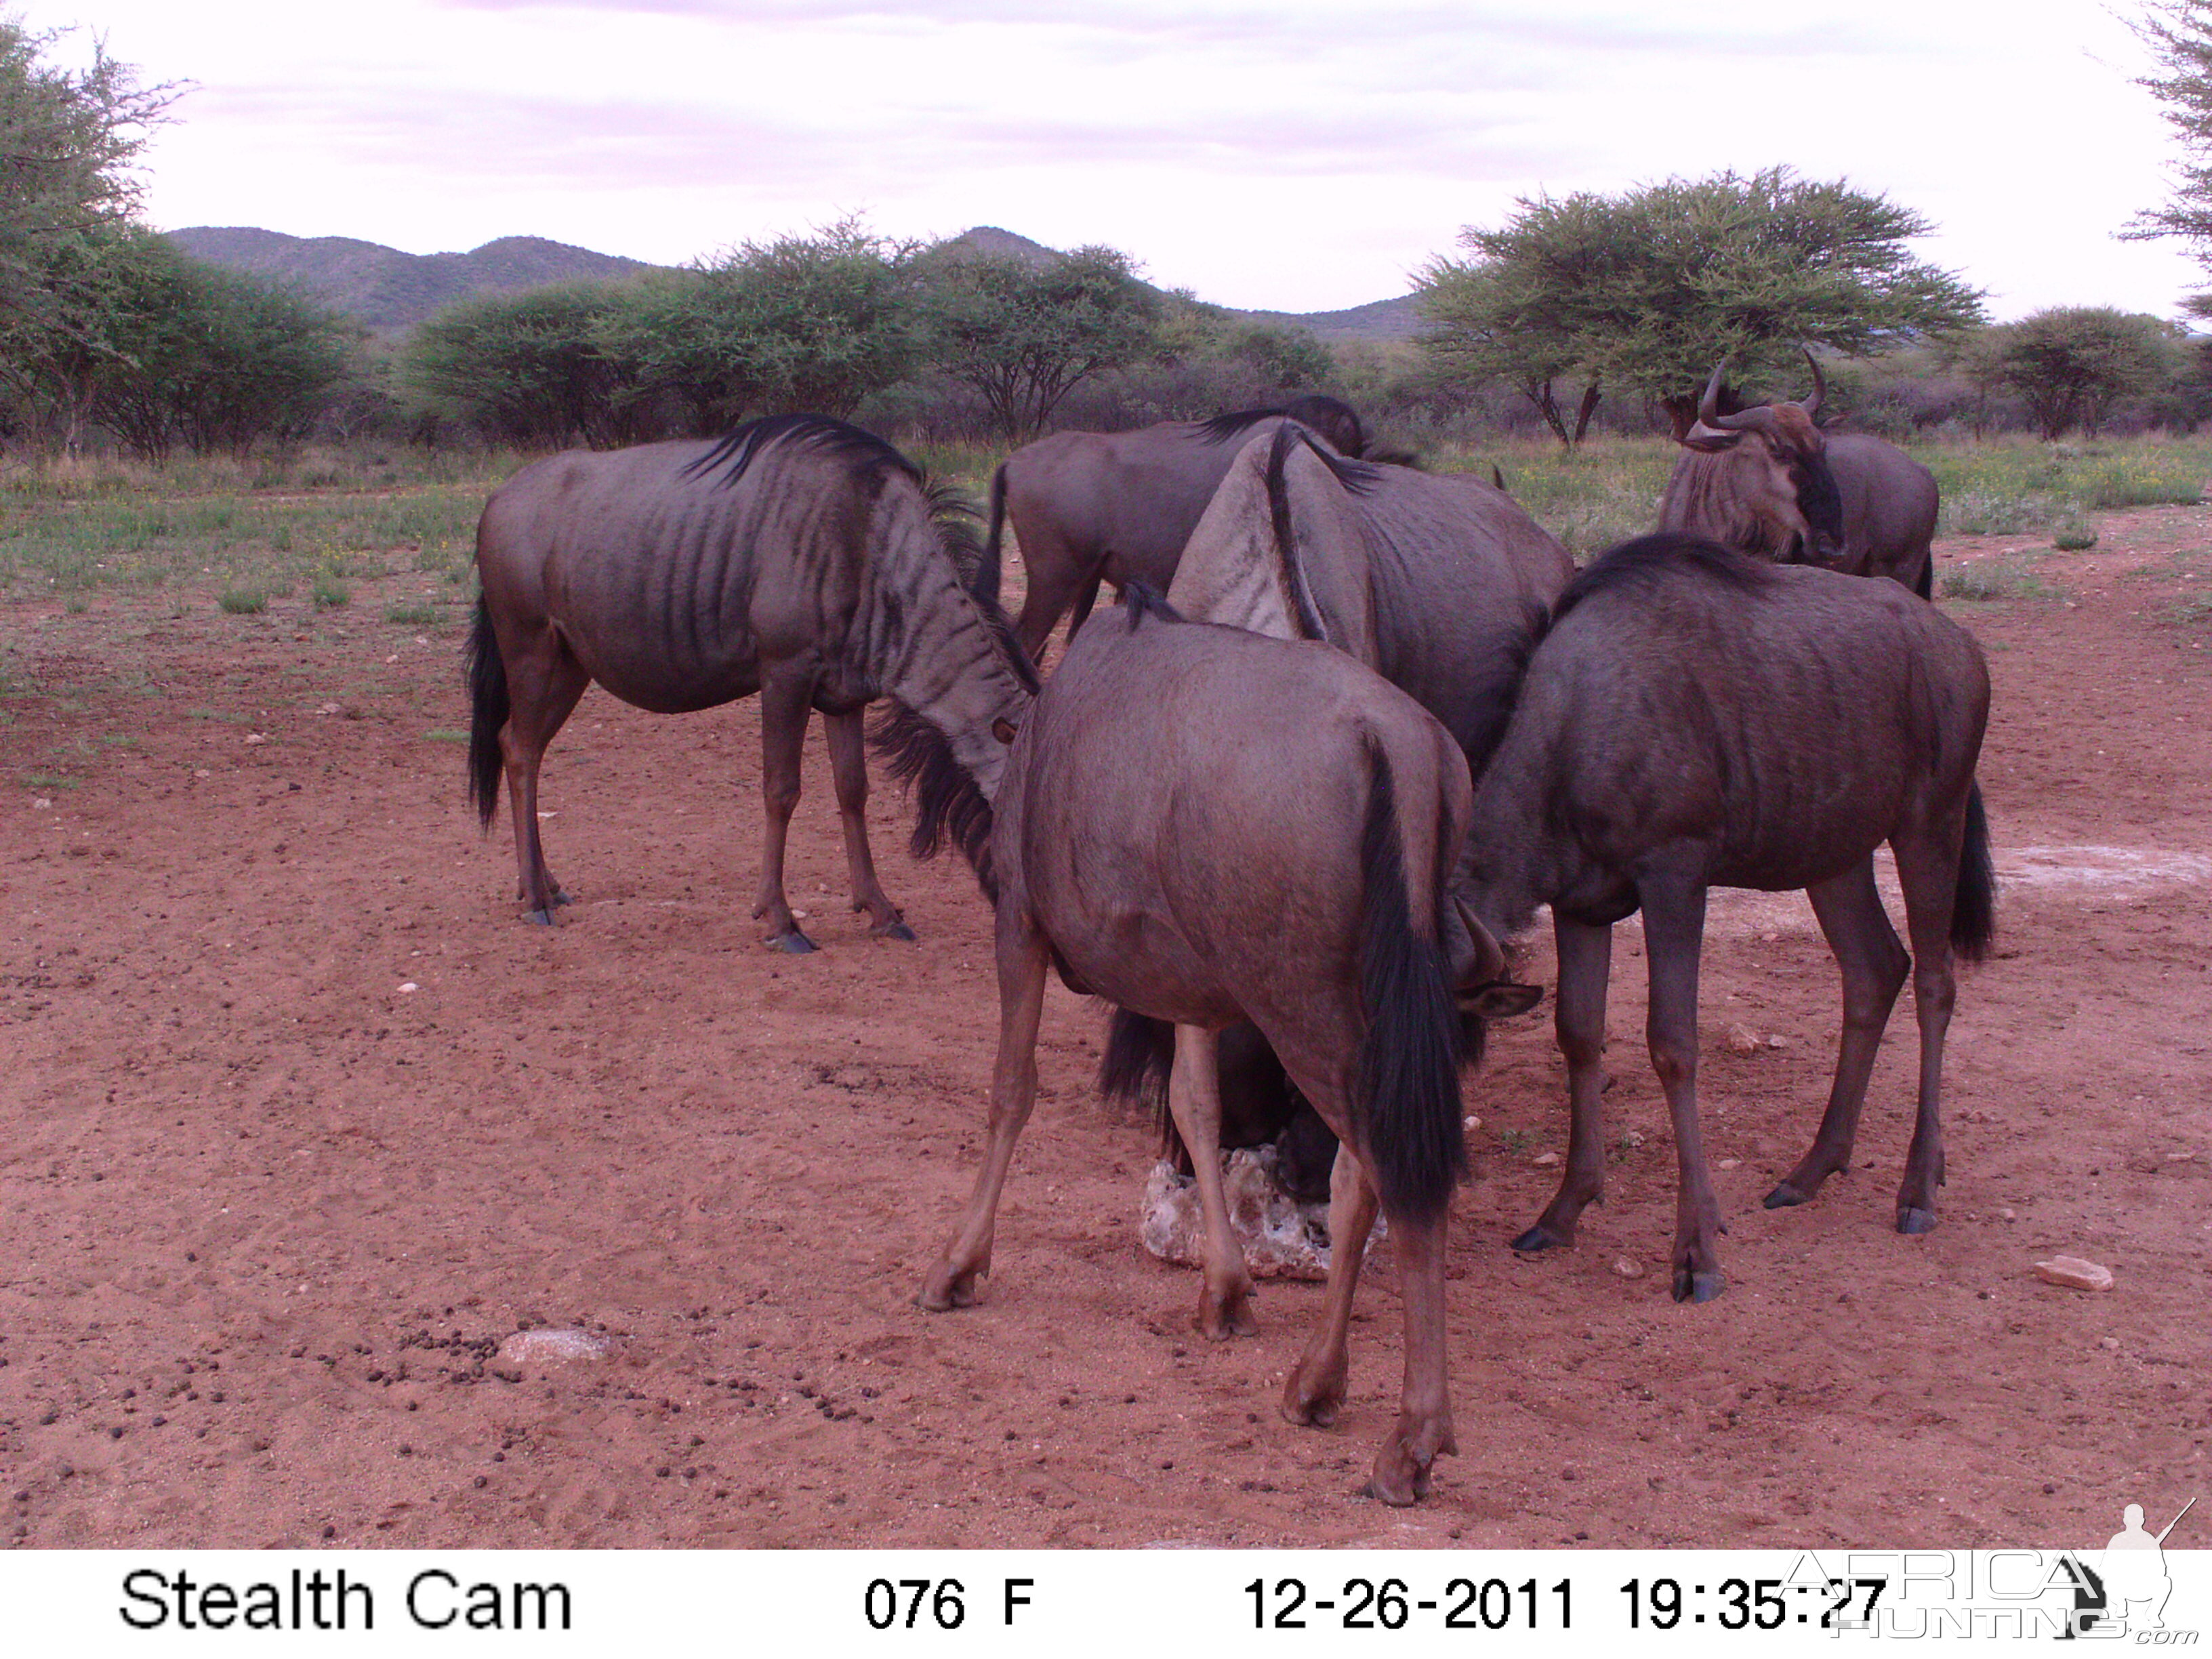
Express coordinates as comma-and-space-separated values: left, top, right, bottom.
680, 413, 923, 490
1458, 595, 1554, 778
1264, 422, 1382, 643
1196, 405, 1298, 447
1551, 531, 1779, 627
871, 699, 1000, 901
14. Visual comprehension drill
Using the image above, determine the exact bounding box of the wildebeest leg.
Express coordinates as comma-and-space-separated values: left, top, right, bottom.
1368, 1201, 1455, 1506
1282, 1133, 1379, 1429
1639, 877, 1727, 1304
920, 906, 1049, 1310
497, 628, 589, 924
1767, 860, 1909, 1212
752, 674, 817, 953
1012, 540, 1100, 659
1062, 575, 1103, 642
1167, 1024, 1258, 1338
823, 709, 916, 943
1888, 825, 1964, 1235
1515, 917, 1613, 1250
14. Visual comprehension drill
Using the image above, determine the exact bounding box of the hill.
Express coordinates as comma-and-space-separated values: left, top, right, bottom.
165, 224, 1420, 343
163, 228, 661, 332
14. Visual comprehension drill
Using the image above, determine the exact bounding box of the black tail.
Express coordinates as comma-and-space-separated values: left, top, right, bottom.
1916, 553, 1936, 600
1099, 1006, 1176, 1146
977, 465, 1008, 609
1951, 781, 1996, 961
1355, 747, 1467, 1221
465, 595, 508, 830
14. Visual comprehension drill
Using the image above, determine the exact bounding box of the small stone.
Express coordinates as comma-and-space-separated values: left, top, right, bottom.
243, 733, 267, 745
31, 798, 51, 810
1765, 1034, 1788, 1049
2001, 1207, 2018, 1221
497, 1328, 612, 1366
1462, 1114, 1481, 1131
2034, 1256, 2114, 1292
193, 769, 210, 779
1533, 1151, 1559, 1167
791, 909, 808, 920
1620, 1130, 1645, 1149
2099, 1336, 2121, 1351
316, 703, 340, 716
397, 982, 417, 994
1612, 1257, 1644, 1279
2167, 1151, 2197, 1163
1717, 1158, 1742, 1171
1723, 1023, 1763, 1055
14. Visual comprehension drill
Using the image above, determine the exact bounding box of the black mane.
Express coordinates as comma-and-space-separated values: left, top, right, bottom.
1120, 580, 1182, 630
681, 413, 922, 489
1551, 532, 1780, 627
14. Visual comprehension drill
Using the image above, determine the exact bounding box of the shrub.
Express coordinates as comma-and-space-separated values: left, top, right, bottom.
218, 587, 267, 614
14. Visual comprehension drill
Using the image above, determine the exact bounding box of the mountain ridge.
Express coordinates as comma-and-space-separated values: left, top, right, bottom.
163, 224, 1420, 342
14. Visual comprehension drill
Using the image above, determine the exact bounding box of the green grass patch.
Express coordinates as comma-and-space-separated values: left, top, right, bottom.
423, 729, 470, 743
24, 773, 76, 789
384, 602, 437, 626
218, 588, 268, 615
311, 573, 352, 609
1940, 558, 2067, 602
2053, 523, 2098, 552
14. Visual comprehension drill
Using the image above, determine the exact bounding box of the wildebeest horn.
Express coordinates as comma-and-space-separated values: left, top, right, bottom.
1449, 892, 1507, 989
1690, 357, 1780, 440
1799, 348, 1825, 422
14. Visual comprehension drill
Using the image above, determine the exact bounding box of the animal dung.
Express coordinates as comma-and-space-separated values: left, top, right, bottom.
2033, 1256, 2114, 1292
1140, 1149, 1377, 1281
496, 1328, 613, 1365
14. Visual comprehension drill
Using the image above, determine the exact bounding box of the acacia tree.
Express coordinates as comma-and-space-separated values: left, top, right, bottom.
405, 283, 651, 449
2126, 0, 2212, 310
1967, 308, 2179, 438
0, 21, 176, 447
1419, 167, 1984, 440
917, 243, 1159, 441
602, 218, 922, 432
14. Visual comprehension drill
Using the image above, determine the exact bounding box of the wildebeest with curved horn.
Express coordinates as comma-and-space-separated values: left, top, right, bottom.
1661, 353, 1942, 596
466, 414, 1036, 948
1457, 533, 1995, 1302
978, 394, 1369, 657
901, 584, 1528, 1505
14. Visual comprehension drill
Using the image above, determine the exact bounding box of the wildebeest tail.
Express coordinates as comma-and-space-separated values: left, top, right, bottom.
977, 465, 1008, 609
1915, 554, 1936, 600
1099, 1008, 1177, 1157
1951, 780, 1996, 961
1355, 745, 1467, 1221
465, 595, 507, 830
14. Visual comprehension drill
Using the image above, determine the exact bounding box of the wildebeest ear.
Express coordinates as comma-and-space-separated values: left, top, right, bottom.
1467, 981, 1543, 1020
991, 716, 1019, 745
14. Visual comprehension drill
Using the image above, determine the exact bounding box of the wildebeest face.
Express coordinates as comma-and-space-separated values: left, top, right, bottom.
1678, 357, 1840, 562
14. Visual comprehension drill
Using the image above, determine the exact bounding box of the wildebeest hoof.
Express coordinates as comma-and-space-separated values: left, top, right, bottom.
1671, 1266, 1727, 1304
1197, 1290, 1258, 1340
768, 928, 818, 954
1763, 1180, 1811, 1210
526, 907, 558, 926
1511, 1223, 1571, 1253
918, 1264, 984, 1311
1896, 1206, 1939, 1235
1281, 1368, 1346, 1428
874, 919, 918, 943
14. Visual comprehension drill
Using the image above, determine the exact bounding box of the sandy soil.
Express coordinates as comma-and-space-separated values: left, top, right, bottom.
1, 510, 2207, 1551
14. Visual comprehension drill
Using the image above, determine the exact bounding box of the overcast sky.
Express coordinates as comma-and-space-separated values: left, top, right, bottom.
37, 0, 2210, 321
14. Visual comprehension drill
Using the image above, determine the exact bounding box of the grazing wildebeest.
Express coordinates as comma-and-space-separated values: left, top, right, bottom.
1456, 533, 1995, 1302
1140, 421, 1571, 1206
1661, 354, 1942, 596
894, 586, 1530, 1505
979, 394, 1368, 656
466, 415, 1036, 948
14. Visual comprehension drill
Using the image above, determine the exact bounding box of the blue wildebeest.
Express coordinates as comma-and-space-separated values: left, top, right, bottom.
1458, 533, 1995, 1302
979, 394, 1369, 656
466, 415, 1036, 948
884, 586, 1532, 1505
1662, 354, 1942, 596
1128, 422, 1569, 1212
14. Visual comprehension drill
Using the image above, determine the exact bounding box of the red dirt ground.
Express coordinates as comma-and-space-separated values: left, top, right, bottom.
1, 510, 2207, 1551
